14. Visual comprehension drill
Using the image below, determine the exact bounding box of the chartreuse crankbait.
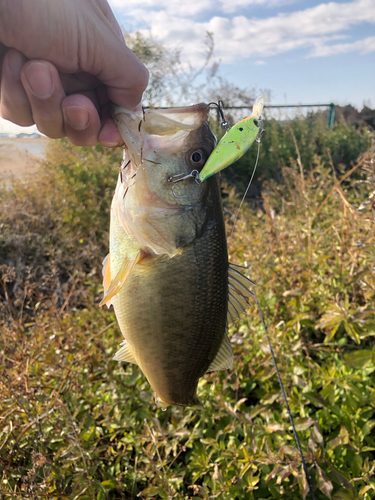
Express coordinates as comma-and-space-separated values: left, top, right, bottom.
197, 94, 265, 183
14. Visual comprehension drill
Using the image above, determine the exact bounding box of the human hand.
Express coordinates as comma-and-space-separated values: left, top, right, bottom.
0, 0, 148, 146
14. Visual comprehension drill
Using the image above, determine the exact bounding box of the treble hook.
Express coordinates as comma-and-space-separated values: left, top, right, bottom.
167, 170, 200, 198
207, 99, 230, 131
171, 184, 187, 199
255, 120, 265, 143
169, 170, 200, 184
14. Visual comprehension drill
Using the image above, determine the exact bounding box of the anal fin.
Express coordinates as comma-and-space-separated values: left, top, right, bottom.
207, 331, 233, 372
100, 250, 142, 307
113, 341, 137, 364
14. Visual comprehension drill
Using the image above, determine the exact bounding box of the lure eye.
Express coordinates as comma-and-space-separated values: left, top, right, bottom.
253, 119, 260, 127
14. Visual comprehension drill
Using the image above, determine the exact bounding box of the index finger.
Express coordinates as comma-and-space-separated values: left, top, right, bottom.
98, 41, 149, 111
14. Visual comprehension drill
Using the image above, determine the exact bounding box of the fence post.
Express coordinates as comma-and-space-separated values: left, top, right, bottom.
327, 103, 335, 129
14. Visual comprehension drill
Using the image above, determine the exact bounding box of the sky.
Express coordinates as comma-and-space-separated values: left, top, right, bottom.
1, 0, 374, 134
109, 0, 375, 108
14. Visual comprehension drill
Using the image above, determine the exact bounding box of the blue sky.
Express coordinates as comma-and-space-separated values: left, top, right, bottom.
109, 0, 375, 109
1, 0, 374, 134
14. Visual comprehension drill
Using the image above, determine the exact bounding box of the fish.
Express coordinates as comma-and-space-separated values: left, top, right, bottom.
100, 103, 253, 407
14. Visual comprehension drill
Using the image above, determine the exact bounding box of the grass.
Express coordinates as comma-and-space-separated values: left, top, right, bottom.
0, 118, 375, 499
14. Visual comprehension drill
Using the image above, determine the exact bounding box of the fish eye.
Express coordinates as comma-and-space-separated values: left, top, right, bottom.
191, 151, 202, 163
187, 149, 207, 169
186, 148, 207, 170
253, 119, 260, 127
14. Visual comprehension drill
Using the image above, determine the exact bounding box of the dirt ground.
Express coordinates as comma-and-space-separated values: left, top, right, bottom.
0, 138, 49, 183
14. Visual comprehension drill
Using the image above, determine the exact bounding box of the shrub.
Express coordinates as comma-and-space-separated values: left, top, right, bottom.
1, 128, 374, 499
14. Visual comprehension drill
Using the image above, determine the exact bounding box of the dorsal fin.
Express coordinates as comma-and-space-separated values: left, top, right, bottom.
207, 330, 233, 372
113, 341, 138, 364
227, 263, 255, 324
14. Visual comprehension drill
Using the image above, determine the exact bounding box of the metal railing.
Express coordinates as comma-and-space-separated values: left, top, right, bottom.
147, 102, 336, 129
221, 103, 336, 129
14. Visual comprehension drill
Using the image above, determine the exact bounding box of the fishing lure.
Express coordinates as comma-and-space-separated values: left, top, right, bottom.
197, 94, 265, 182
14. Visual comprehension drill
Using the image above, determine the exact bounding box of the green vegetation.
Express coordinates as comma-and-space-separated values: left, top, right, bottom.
220, 112, 372, 193
1, 118, 375, 499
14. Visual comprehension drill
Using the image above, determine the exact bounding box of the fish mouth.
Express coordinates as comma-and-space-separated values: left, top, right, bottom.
111, 102, 209, 117
111, 103, 210, 143
152, 103, 209, 115
111, 103, 212, 171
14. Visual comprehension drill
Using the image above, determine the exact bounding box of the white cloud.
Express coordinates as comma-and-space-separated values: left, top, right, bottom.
254, 60, 266, 65
109, 0, 375, 64
310, 36, 375, 57
219, 0, 296, 14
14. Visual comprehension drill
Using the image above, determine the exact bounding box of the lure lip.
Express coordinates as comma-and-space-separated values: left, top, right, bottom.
251, 94, 266, 120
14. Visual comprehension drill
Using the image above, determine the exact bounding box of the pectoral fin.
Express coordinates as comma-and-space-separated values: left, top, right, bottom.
100, 250, 142, 307
113, 340, 137, 364
207, 331, 233, 372
102, 254, 111, 295
227, 263, 255, 324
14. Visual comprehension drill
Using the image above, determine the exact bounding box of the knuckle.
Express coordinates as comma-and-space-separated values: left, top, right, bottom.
34, 119, 63, 139
67, 133, 98, 147
0, 101, 34, 126
138, 65, 149, 92
36, 125, 64, 139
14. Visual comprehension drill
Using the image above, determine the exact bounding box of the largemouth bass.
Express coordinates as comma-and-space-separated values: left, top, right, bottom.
101, 103, 253, 407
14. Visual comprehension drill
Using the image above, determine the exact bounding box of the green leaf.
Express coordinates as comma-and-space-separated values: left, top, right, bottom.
101, 479, 117, 489
344, 321, 361, 344
328, 465, 352, 490
325, 321, 342, 343
359, 485, 375, 495
326, 426, 349, 450
343, 350, 373, 369
303, 391, 326, 407
321, 384, 335, 406
261, 390, 281, 405
294, 417, 317, 431
140, 486, 165, 497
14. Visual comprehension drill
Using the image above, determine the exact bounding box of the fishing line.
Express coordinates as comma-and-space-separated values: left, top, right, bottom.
230, 138, 261, 240
251, 284, 316, 500
225, 121, 316, 498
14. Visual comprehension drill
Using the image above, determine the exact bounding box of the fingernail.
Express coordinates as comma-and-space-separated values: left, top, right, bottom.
23, 62, 53, 98
100, 140, 120, 147
8, 52, 24, 79
98, 120, 121, 147
64, 106, 90, 131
